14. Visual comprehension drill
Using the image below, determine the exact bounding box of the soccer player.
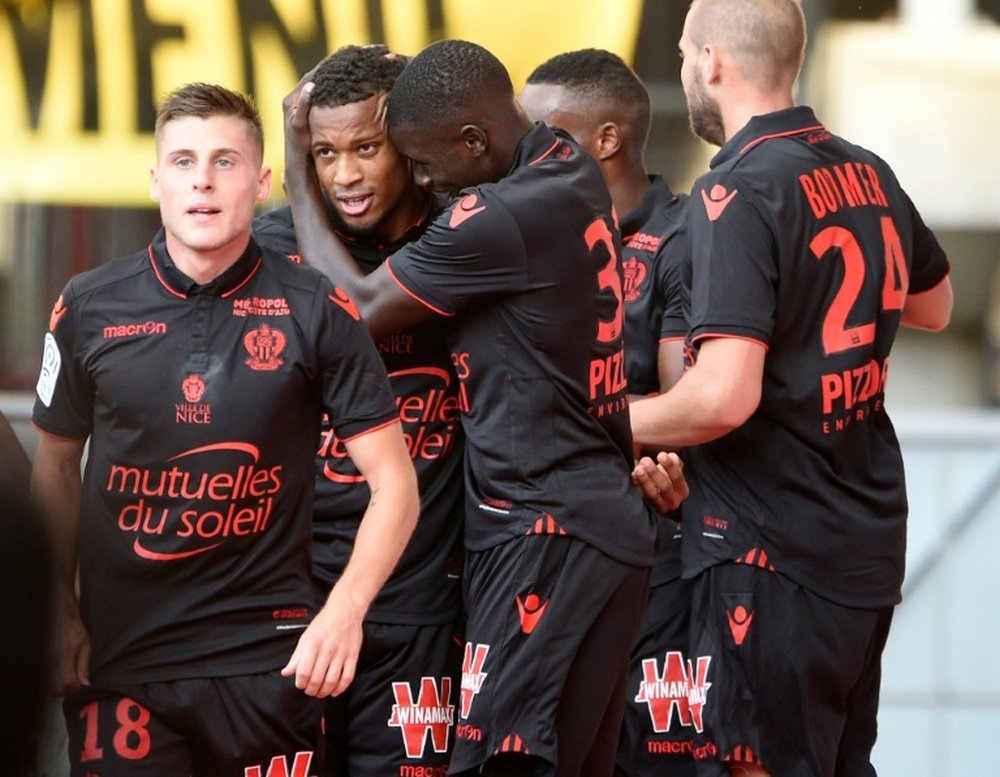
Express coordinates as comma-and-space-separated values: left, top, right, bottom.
628, 1, 954, 775
30, 82, 419, 776
519, 49, 705, 777
255, 45, 464, 776
283, 39, 687, 777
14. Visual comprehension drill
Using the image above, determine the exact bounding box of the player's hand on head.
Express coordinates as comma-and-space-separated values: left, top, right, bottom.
282, 63, 320, 118
283, 71, 317, 180
632, 451, 688, 513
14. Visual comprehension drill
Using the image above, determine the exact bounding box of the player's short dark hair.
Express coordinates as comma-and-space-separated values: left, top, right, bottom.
155, 83, 263, 156
387, 39, 513, 130
310, 44, 407, 109
526, 48, 651, 135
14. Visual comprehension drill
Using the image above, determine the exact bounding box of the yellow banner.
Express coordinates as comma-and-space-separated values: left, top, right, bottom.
0, 0, 643, 206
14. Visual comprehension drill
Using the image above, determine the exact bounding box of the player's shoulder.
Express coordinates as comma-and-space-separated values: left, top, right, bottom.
259, 243, 326, 284
253, 205, 299, 256
63, 248, 151, 302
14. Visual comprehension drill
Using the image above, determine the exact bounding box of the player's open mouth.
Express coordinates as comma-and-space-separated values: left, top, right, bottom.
188, 206, 221, 221
337, 194, 373, 217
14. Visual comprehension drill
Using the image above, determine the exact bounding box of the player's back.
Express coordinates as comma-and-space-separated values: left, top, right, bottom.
387, 124, 655, 567
683, 107, 949, 606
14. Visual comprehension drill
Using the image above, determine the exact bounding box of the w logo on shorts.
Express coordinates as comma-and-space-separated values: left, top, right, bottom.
634, 652, 713, 734
387, 677, 455, 758
460, 643, 490, 719
243, 751, 315, 777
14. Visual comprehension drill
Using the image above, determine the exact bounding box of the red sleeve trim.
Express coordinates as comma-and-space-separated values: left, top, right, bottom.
339, 416, 400, 444
384, 259, 456, 318
690, 332, 770, 353
31, 422, 88, 443
658, 335, 686, 344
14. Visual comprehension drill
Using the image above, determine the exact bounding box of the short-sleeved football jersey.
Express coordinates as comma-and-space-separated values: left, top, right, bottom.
33, 230, 399, 684
386, 123, 655, 566
681, 106, 950, 607
619, 176, 689, 587
255, 202, 464, 624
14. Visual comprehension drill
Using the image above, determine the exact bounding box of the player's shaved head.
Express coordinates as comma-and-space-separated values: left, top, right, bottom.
387, 39, 514, 132
688, 0, 806, 90
524, 49, 651, 155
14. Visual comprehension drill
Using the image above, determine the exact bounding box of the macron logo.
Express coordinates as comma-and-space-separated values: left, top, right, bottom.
449, 194, 486, 229
701, 184, 738, 222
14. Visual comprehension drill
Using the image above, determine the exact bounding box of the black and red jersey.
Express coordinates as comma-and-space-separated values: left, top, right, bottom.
386, 123, 655, 566
619, 176, 689, 587
621, 175, 689, 396
255, 201, 464, 624
681, 106, 950, 607
32, 230, 398, 684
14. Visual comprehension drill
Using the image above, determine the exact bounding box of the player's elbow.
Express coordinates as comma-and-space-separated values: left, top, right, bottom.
702, 381, 760, 438
901, 277, 953, 332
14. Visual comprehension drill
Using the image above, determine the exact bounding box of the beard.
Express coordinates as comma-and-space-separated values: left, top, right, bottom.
686, 77, 726, 147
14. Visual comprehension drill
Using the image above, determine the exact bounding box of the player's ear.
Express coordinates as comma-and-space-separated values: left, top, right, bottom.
596, 122, 622, 161
704, 44, 722, 86
459, 124, 488, 158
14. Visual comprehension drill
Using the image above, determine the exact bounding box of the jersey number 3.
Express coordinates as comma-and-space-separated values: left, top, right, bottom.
811, 216, 909, 356
586, 218, 625, 344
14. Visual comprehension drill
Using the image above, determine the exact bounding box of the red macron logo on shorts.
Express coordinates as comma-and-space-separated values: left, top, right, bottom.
515, 593, 549, 634
726, 605, 755, 646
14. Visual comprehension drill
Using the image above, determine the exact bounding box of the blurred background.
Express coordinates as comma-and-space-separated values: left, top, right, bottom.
1, 1, 998, 774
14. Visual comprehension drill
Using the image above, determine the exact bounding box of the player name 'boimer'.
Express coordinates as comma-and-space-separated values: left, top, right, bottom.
798, 160, 889, 220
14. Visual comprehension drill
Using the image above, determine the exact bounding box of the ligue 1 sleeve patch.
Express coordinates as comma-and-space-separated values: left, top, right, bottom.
36, 332, 61, 407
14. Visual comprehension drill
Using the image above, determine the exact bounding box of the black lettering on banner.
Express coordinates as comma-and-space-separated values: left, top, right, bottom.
0, 0, 640, 204
235, 0, 327, 103
131, 0, 185, 133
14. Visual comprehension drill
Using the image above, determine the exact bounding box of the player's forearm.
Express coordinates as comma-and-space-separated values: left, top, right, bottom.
30, 440, 84, 602
325, 469, 419, 615
630, 384, 739, 449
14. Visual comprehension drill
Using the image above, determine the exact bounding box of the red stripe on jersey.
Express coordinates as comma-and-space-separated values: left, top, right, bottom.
148, 245, 188, 299
690, 332, 770, 353
221, 258, 263, 298
739, 124, 826, 156
659, 335, 685, 344
384, 259, 456, 318
31, 423, 87, 443
527, 138, 561, 166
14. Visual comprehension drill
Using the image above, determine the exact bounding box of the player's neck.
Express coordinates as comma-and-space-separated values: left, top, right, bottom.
723, 89, 796, 144
372, 182, 431, 246
165, 231, 251, 285
607, 165, 652, 221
